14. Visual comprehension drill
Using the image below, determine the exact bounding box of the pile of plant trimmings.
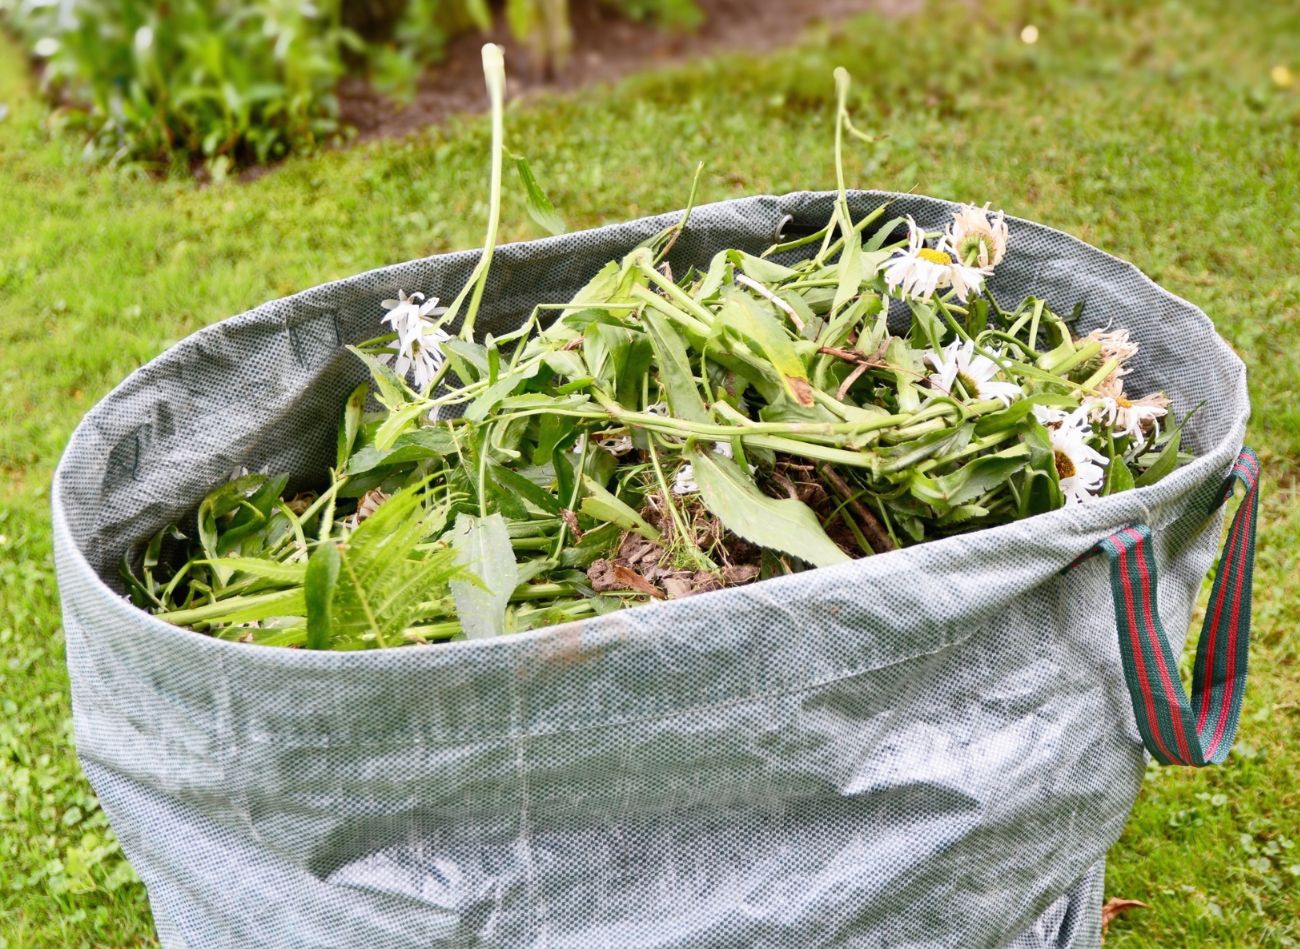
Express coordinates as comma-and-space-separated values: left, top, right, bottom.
125, 55, 1189, 649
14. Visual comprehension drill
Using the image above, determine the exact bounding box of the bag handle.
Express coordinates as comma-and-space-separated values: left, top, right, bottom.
1075, 448, 1260, 766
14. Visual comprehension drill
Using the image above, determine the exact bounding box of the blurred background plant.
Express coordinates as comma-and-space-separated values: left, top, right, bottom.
0, 0, 701, 173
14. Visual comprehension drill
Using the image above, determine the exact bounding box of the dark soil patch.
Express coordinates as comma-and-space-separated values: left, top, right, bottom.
337, 0, 918, 143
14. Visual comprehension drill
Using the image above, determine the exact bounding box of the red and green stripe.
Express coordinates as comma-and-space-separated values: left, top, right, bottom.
1082, 448, 1258, 767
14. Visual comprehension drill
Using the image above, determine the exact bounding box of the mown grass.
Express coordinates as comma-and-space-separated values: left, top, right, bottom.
1, 0, 1298, 944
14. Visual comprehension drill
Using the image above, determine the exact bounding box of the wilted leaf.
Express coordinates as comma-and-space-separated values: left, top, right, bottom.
587, 559, 664, 598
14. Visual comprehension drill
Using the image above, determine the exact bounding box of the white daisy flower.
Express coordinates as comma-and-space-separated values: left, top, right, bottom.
947, 204, 1009, 269
1045, 409, 1108, 505
393, 326, 451, 391
1086, 392, 1171, 441
925, 339, 1022, 406
881, 218, 991, 302
381, 289, 440, 349
1083, 328, 1139, 367
945, 252, 992, 303
381, 290, 449, 391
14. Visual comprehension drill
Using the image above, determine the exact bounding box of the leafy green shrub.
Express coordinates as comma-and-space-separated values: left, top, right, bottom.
1, 0, 355, 170
0, 0, 702, 171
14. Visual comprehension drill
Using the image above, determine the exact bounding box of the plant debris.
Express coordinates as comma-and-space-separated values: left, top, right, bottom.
123, 54, 1191, 650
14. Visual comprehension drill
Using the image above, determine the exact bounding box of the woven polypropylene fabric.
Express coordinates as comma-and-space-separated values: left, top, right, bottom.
53, 191, 1248, 948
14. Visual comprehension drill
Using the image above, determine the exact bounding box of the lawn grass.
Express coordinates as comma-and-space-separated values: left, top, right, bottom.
1, 0, 1298, 944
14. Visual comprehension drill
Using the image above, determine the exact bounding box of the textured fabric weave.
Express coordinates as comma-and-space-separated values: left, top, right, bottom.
53, 191, 1249, 947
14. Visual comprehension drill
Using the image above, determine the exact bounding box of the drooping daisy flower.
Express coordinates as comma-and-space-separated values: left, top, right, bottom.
381, 290, 440, 349
947, 204, 1009, 269
881, 218, 992, 302
380, 290, 449, 391
1087, 391, 1171, 441
925, 339, 1022, 406
1083, 328, 1139, 367
1044, 409, 1108, 505
394, 327, 451, 391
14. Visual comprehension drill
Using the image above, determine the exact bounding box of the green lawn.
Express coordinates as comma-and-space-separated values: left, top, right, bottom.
2, 0, 1298, 944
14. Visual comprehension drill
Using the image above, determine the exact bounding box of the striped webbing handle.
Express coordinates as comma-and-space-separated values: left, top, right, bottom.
1082, 448, 1260, 766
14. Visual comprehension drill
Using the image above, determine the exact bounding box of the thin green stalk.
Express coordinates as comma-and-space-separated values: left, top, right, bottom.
441, 44, 507, 342
1042, 339, 1102, 376
819, 203, 887, 264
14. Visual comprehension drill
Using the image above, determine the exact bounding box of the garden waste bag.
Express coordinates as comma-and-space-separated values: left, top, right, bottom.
53, 191, 1258, 948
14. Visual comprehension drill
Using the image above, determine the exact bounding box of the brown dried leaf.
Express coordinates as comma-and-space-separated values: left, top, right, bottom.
1101, 898, 1149, 936
586, 559, 664, 599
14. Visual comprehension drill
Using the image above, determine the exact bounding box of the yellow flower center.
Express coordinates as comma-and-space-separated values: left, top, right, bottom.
1055, 450, 1076, 480
917, 247, 953, 266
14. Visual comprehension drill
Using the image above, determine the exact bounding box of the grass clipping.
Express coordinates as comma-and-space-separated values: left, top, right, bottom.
124, 56, 1189, 650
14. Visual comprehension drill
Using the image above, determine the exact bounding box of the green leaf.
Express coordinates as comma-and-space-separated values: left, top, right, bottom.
579, 475, 661, 541
879, 424, 974, 473
718, 287, 813, 406
909, 445, 1030, 512
1135, 414, 1191, 487
345, 427, 458, 476
513, 153, 566, 236
464, 364, 535, 422
491, 464, 564, 515
374, 400, 430, 452
202, 558, 307, 583
327, 483, 462, 648
450, 512, 520, 639
832, 207, 863, 316
1104, 454, 1137, 495
158, 588, 307, 627
642, 308, 709, 422
337, 383, 368, 470
695, 250, 732, 300
691, 449, 850, 568
974, 395, 1074, 436
731, 250, 796, 285
304, 541, 340, 650
347, 345, 410, 408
